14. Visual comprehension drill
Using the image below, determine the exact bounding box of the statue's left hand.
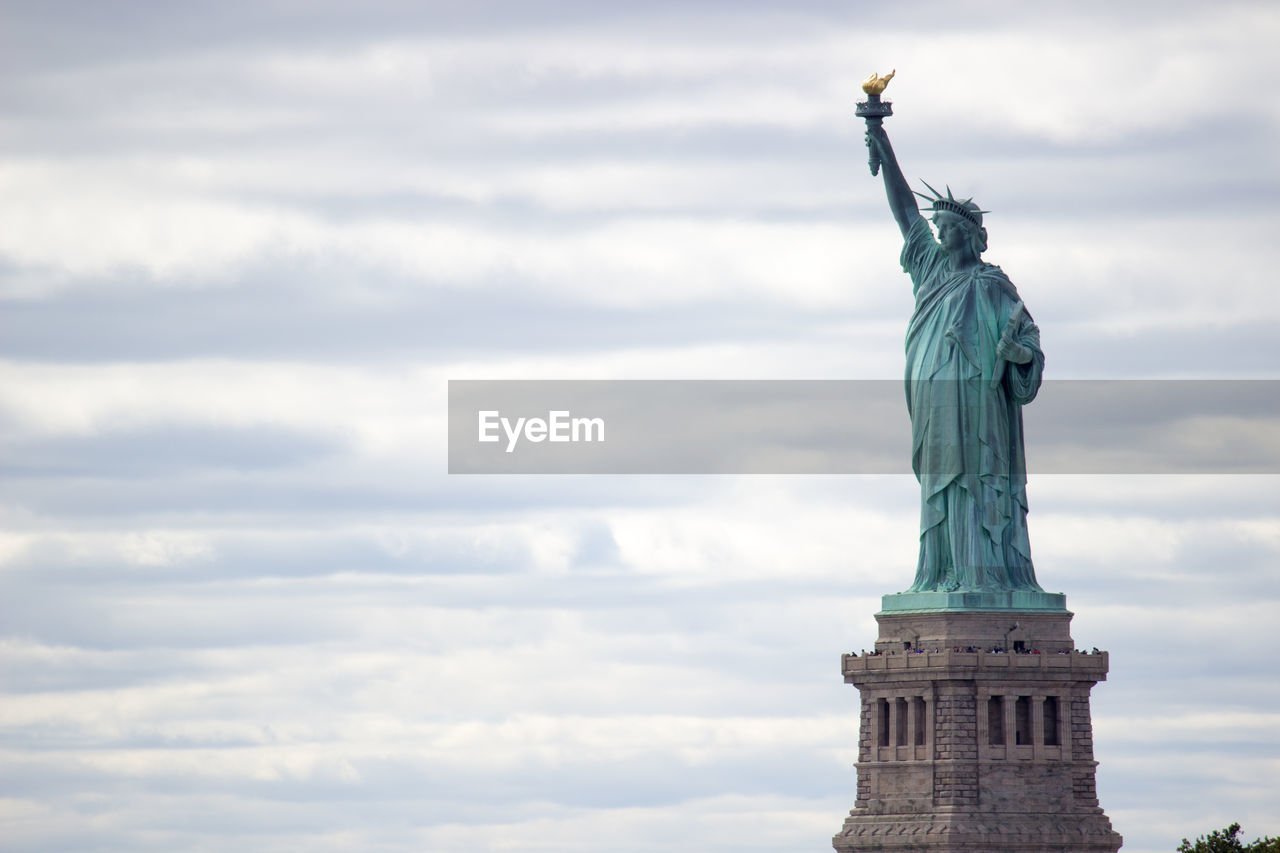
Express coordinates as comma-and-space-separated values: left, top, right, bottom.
996, 331, 1033, 365
995, 309, 1033, 365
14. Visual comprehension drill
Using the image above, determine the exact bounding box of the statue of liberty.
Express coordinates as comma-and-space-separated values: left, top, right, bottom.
862, 79, 1047, 596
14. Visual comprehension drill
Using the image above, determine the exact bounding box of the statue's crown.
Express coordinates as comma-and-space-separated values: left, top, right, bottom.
914, 180, 989, 229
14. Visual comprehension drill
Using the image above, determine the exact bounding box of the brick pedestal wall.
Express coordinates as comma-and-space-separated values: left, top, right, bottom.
832, 610, 1122, 853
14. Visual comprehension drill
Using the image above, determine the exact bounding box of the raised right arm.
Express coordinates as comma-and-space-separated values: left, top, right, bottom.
866, 125, 923, 238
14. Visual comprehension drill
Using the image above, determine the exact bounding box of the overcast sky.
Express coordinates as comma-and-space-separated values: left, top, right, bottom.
2, 2, 1279, 852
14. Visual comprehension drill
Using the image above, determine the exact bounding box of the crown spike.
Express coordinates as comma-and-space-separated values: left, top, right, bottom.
914, 180, 990, 228
919, 179, 944, 200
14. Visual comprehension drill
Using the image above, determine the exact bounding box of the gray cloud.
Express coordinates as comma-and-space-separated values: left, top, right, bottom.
1, 423, 341, 477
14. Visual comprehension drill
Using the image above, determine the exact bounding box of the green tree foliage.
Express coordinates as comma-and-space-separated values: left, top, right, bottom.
1177, 823, 1280, 853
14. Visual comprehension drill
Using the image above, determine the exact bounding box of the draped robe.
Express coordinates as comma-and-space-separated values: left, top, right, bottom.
900, 217, 1045, 592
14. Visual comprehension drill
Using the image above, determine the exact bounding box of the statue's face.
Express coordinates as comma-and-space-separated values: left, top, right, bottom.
933, 212, 970, 254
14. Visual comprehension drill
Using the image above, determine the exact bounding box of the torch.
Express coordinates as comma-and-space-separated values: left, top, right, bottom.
855, 70, 895, 176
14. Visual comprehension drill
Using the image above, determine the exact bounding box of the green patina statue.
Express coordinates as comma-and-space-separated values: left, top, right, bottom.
859, 75, 1064, 612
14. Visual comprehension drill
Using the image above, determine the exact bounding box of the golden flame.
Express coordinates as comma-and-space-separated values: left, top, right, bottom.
861, 69, 895, 96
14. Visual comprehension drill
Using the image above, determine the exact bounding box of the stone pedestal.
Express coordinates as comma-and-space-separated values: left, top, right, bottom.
832, 608, 1122, 853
